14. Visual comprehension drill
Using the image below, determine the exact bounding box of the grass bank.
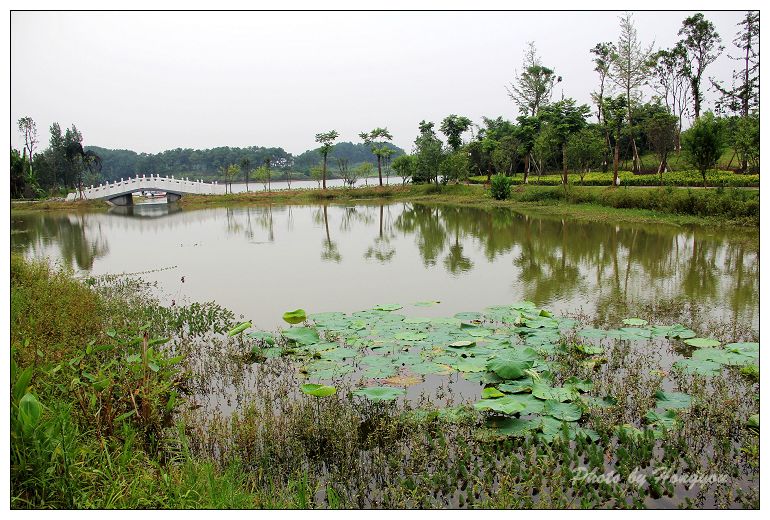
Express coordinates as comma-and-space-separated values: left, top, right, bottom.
12, 182, 758, 228
468, 170, 759, 188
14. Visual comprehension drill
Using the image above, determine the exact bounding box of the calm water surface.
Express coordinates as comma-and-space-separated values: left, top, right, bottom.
11, 202, 758, 331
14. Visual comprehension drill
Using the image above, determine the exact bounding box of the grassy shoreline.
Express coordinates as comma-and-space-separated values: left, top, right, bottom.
11, 183, 759, 227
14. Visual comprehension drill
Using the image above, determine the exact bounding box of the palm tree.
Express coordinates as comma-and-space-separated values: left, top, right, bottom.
65, 143, 102, 199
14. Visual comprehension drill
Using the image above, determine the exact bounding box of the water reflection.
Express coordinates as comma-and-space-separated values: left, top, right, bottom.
11, 212, 109, 270
11, 203, 758, 330
108, 203, 183, 219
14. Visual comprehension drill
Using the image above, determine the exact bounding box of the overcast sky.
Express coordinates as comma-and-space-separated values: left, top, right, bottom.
11, 10, 748, 155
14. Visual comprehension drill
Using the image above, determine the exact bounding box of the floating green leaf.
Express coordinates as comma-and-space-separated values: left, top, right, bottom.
300, 383, 336, 397
543, 400, 582, 421
622, 318, 648, 326
245, 330, 275, 345
352, 386, 406, 401
282, 327, 320, 346
672, 358, 722, 376
654, 390, 692, 410
684, 337, 721, 348
532, 383, 576, 402
474, 396, 527, 415
414, 300, 440, 307
486, 416, 537, 437
282, 309, 307, 325
481, 387, 505, 399
486, 348, 538, 380
373, 304, 402, 311
449, 340, 476, 348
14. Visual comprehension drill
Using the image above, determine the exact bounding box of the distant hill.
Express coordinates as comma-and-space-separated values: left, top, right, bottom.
86, 141, 406, 182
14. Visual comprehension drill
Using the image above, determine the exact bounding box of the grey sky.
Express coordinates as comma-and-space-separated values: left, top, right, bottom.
11, 10, 748, 155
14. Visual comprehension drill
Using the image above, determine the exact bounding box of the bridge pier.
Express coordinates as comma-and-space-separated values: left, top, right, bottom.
107, 193, 134, 206
167, 192, 182, 203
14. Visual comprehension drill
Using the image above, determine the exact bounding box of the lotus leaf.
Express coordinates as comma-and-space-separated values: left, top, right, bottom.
532, 383, 576, 403
487, 416, 538, 437
282, 309, 307, 325
684, 337, 721, 348
474, 396, 527, 415
245, 330, 276, 345
481, 387, 505, 399
394, 331, 428, 341
672, 358, 722, 376
543, 400, 582, 421
486, 348, 538, 380
654, 390, 692, 410
564, 377, 593, 393
454, 312, 484, 321
665, 324, 697, 339
414, 300, 440, 307
623, 318, 648, 326
449, 340, 476, 348
692, 347, 753, 366
300, 383, 336, 397
282, 327, 320, 345
373, 304, 403, 311
645, 409, 680, 430
353, 386, 406, 401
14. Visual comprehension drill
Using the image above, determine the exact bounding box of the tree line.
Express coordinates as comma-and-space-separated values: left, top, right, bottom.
12, 12, 758, 198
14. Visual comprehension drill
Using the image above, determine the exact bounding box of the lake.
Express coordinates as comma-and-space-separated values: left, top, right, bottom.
11, 201, 758, 332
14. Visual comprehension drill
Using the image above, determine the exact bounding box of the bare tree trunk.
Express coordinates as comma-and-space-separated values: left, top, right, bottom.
377, 156, 383, 186
322, 153, 327, 190
613, 140, 620, 187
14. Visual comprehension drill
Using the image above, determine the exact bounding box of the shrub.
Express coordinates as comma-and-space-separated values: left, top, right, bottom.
490, 174, 512, 200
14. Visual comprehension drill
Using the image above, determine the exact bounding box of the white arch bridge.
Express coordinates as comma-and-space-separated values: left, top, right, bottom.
66, 174, 226, 205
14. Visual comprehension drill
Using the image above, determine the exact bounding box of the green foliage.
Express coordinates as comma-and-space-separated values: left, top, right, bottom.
439, 115, 473, 151
412, 121, 444, 184
439, 149, 470, 184
730, 114, 759, 172
391, 154, 415, 184
681, 112, 726, 185
565, 127, 605, 180
490, 174, 512, 200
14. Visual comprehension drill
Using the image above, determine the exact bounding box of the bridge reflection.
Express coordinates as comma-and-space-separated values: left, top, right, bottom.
108, 202, 183, 219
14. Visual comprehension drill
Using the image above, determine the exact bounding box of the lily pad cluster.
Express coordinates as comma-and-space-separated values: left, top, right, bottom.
231, 302, 758, 441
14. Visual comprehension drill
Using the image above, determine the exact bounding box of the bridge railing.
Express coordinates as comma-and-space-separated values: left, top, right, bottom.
66, 174, 226, 200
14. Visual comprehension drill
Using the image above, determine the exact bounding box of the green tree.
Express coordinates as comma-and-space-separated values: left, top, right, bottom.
610, 12, 654, 173
531, 125, 559, 183
539, 99, 591, 185
602, 95, 628, 186
315, 130, 339, 189
729, 114, 758, 173
681, 112, 726, 187
411, 121, 444, 185
359, 128, 393, 186
392, 154, 414, 185
310, 164, 323, 188
491, 135, 520, 177
17, 117, 38, 183
354, 162, 374, 183
644, 111, 678, 179
590, 42, 616, 172
439, 149, 470, 184
11, 148, 28, 198
439, 115, 472, 151
337, 157, 359, 187
506, 42, 560, 116
678, 13, 723, 120
515, 115, 541, 183
565, 127, 605, 183
65, 141, 102, 198
649, 45, 690, 151
240, 157, 251, 192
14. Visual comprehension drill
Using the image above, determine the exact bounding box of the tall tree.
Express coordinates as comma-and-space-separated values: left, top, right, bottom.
681, 112, 726, 187
439, 115, 472, 151
602, 95, 628, 187
649, 45, 690, 151
315, 129, 339, 189
678, 13, 723, 120
506, 42, 560, 116
515, 115, 541, 183
711, 11, 759, 171
65, 142, 102, 198
590, 42, 616, 171
412, 121, 444, 185
240, 157, 251, 192
17, 117, 38, 182
539, 99, 591, 184
645, 111, 678, 178
359, 128, 393, 187
610, 12, 654, 173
